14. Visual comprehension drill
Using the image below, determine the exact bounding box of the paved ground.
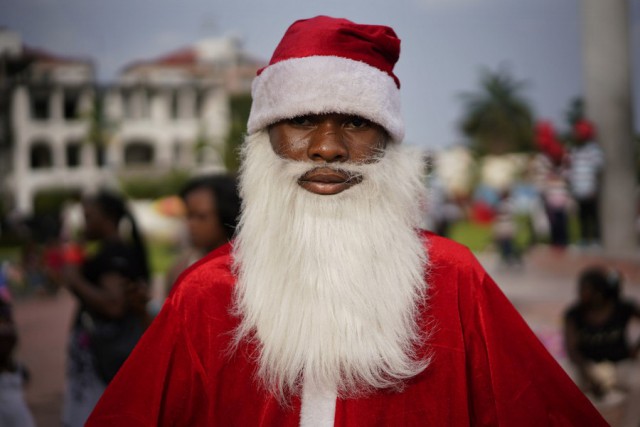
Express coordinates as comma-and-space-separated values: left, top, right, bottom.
13, 291, 75, 427
9, 244, 640, 426
481, 247, 640, 361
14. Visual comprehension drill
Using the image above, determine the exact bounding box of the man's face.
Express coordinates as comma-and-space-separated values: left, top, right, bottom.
268, 113, 388, 195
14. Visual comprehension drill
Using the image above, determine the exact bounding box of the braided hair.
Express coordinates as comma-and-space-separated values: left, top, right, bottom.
89, 190, 151, 283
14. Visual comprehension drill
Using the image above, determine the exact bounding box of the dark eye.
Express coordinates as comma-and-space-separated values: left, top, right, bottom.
290, 116, 313, 126
346, 116, 369, 129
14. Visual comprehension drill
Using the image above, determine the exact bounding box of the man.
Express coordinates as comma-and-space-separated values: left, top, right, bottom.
567, 119, 604, 247
87, 16, 606, 426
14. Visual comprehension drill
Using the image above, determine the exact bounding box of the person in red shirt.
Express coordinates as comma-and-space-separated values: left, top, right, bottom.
87, 16, 606, 426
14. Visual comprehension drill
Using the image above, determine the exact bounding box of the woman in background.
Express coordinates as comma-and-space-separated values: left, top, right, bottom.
61, 190, 150, 427
165, 174, 241, 291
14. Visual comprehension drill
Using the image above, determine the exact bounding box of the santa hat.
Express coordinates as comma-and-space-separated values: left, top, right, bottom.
247, 15, 405, 142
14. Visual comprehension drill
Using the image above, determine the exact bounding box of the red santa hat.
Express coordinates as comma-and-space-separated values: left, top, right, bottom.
247, 15, 405, 142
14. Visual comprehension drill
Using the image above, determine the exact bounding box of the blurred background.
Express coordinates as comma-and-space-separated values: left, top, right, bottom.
0, 0, 638, 425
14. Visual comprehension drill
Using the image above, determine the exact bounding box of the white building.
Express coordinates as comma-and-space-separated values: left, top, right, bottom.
1, 29, 263, 215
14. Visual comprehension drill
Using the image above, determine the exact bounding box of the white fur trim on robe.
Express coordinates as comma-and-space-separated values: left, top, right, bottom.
300, 380, 337, 427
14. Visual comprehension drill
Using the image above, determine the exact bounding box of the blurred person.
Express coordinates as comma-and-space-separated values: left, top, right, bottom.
20, 238, 46, 294
425, 173, 461, 237
88, 16, 605, 426
492, 189, 522, 268
522, 154, 550, 247
61, 190, 151, 427
567, 119, 604, 247
165, 174, 241, 292
0, 276, 35, 427
43, 234, 65, 295
542, 172, 572, 249
564, 266, 640, 426
532, 121, 572, 249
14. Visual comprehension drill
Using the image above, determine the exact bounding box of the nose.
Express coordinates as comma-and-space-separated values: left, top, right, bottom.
306, 121, 348, 163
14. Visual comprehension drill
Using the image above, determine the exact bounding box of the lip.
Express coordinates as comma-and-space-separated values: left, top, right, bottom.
298, 167, 363, 195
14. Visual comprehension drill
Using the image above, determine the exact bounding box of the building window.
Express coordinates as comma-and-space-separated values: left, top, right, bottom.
30, 90, 50, 120
124, 142, 154, 165
66, 142, 82, 167
122, 89, 151, 120
122, 91, 133, 119
95, 145, 106, 167
64, 90, 81, 120
173, 141, 181, 165
195, 90, 206, 119
30, 142, 53, 169
170, 90, 180, 119
140, 90, 151, 119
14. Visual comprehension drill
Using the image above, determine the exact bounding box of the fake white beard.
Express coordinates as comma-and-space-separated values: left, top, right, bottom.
231, 130, 430, 400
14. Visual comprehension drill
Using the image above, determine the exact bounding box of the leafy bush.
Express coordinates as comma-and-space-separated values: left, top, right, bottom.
120, 170, 190, 200
224, 93, 253, 173
33, 188, 81, 215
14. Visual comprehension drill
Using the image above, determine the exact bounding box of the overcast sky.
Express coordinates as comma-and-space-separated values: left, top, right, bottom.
1, 0, 638, 149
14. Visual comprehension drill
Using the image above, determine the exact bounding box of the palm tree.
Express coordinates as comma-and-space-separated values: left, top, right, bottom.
459, 67, 534, 155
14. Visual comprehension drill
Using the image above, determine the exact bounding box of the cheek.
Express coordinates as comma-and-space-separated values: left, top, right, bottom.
190, 216, 208, 229
188, 222, 208, 245
188, 216, 218, 237
351, 134, 387, 163
269, 127, 307, 161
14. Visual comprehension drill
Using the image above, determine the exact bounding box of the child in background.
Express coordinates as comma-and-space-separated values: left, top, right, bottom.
564, 266, 640, 426
492, 190, 521, 268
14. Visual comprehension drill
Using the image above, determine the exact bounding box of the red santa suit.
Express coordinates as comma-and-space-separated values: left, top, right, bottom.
86, 232, 606, 426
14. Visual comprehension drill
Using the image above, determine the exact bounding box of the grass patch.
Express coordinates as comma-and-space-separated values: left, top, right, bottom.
0, 246, 20, 264
449, 216, 536, 253
148, 242, 178, 275
449, 221, 493, 252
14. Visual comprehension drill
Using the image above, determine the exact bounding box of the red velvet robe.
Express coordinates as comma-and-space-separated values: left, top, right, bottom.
86, 232, 607, 426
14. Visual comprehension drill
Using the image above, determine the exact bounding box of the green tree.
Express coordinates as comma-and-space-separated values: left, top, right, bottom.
459, 67, 534, 155
83, 86, 116, 162
223, 93, 252, 172
120, 170, 190, 200
564, 97, 584, 128
561, 97, 585, 144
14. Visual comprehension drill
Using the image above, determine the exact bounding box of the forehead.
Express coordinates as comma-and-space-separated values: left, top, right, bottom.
185, 187, 216, 208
